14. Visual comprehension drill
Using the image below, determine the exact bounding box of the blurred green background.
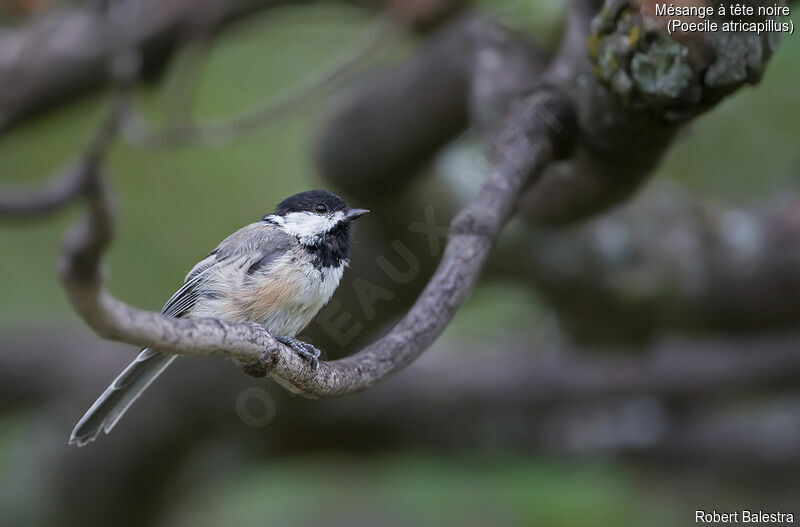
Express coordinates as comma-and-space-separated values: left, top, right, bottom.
1, 1, 799, 525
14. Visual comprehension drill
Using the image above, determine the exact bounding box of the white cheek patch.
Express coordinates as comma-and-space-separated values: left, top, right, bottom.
268, 211, 344, 244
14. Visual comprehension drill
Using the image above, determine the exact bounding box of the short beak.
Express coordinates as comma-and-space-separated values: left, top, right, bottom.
344, 208, 369, 221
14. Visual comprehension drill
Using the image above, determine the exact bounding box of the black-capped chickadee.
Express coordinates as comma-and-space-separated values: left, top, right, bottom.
70, 190, 368, 446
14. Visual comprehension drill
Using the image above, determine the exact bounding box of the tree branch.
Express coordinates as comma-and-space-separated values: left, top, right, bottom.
0, 0, 306, 133
12, 0, 791, 407
58, 105, 287, 371
9, 328, 800, 409
54, 0, 787, 397
59, 89, 575, 398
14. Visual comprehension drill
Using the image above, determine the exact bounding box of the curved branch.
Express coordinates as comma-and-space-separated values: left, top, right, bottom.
0, 166, 89, 218
32, 0, 788, 403
0, 100, 124, 219
274, 110, 560, 396
60, 90, 575, 398
58, 105, 286, 373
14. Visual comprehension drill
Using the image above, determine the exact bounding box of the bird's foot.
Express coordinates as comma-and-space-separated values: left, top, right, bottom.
275, 335, 321, 372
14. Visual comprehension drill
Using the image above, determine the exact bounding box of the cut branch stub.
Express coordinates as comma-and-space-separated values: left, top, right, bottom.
589, 0, 781, 121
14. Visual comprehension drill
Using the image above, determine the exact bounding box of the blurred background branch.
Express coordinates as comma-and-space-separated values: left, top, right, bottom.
490, 182, 800, 343
0, 164, 91, 217
0, 0, 307, 131
119, 16, 394, 149
1, 0, 799, 525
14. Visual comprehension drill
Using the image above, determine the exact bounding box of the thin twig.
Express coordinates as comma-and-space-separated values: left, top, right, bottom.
120, 18, 395, 149
0, 167, 90, 219
162, 38, 214, 126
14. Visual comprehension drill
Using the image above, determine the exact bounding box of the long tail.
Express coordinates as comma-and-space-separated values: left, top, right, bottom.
70, 349, 177, 447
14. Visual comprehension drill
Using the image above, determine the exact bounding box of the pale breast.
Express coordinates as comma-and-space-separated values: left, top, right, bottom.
189, 247, 345, 337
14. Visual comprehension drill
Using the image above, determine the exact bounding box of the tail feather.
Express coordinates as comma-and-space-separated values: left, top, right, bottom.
70, 349, 177, 447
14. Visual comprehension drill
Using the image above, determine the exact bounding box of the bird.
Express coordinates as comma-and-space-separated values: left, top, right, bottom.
70, 189, 368, 446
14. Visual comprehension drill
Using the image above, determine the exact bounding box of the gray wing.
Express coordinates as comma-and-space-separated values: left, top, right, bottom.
159, 222, 296, 318
70, 222, 294, 446
213, 221, 296, 264
159, 251, 220, 318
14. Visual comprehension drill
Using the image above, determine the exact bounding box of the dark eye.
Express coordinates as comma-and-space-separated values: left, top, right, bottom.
314, 203, 328, 213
